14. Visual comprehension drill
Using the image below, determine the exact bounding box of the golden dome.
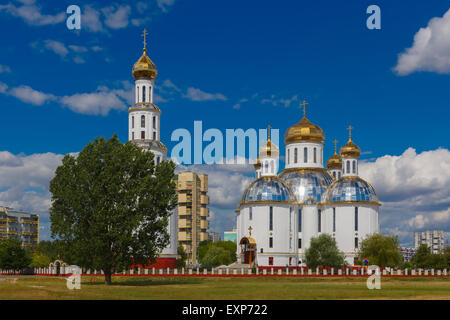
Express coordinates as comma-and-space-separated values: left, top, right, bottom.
340, 126, 360, 158
132, 49, 157, 79
259, 139, 279, 158
327, 152, 342, 170
327, 139, 342, 170
284, 115, 324, 145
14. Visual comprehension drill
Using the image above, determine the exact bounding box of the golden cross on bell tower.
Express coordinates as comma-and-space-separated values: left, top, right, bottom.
299, 100, 309, 118
333, 139, 338, 153
267, 125, 272, 141
248, 226, 253, 236
142, 28, 148, 52
347, 125, 353, 140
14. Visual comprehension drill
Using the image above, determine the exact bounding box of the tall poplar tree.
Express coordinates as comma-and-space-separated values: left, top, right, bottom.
50, 134, 177, 285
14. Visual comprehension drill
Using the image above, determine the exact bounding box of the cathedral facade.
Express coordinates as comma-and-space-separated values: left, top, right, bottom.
236, 106, 380, 267
128, 31, 178, 268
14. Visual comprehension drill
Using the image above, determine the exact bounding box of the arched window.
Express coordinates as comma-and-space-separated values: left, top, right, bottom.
338, 171, 341, 179
294, 148, 298, 163
132, 116, 134, 128
136, 87, 139, 102
270, 160, 274, 173
346, 161, 350, 173
264, 161, 268, 173
142, 86, 146, 102
153, 132, 156, 140
287, 149, 290, 165
132, 132, 134, 140
333, 171, 336, 178
313, 147, 317, 163
141, 115, 145, 128
141, 131, 145, 139
352, 160, 356, 174
153, 116, 156, 129
304, 147, 308, 163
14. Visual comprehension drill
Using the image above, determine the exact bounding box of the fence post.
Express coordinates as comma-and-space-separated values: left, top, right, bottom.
271, 268, 274, 275
293, 269, 297, 275
263, 269, 267, 275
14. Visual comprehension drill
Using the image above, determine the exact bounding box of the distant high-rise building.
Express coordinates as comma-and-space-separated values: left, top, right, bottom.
208, 232, 221, 242
0, 206, 39, 249
414, 230, 445, 254
174, 172, 209, 265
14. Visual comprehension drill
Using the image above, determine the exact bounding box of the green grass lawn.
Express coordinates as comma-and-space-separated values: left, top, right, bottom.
0, 276, 449, 300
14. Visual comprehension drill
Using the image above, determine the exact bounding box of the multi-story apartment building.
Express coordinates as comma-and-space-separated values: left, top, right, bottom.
0, 206, 39, 249
174, 172, 209, 265
414, 230, 445, 254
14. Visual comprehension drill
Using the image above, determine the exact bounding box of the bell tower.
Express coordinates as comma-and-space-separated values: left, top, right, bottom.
129, 29, 167, 164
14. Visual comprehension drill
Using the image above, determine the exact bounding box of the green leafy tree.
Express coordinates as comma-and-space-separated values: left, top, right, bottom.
199, 246, 233, 269
198, 240, 236, 266
411, 244, 431, 268
358, 233, 402, 267
177, 245, 187, 268
0, 239, 32, 271
197, 240, 212, 262
30, 251, 52, 268
215, 241, 237, 262
305, 234, 345, 269
50, 134, 177, 285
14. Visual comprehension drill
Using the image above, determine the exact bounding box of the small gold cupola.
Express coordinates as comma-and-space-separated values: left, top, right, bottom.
259, 125, 279, 158
132, 29, 157, 79
327, 139, 342, 170
340, 125, 361, 158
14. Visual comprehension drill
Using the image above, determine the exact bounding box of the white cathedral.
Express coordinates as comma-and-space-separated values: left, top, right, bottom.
236, 106, 380, 267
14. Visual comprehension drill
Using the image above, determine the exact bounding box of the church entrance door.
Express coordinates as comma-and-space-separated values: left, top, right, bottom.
239, 237, 256, 265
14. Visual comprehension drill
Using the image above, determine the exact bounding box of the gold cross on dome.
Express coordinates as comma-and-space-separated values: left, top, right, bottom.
347, 125, 353, 139
248, 226, 253, 236
142, 28, 148, 50
267, 125, 272, 141
333, 139, 338, 153
299, 100, 309, 117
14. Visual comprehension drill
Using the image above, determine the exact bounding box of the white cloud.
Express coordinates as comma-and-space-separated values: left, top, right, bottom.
0, 82, 8, 93
31, 40, 102, 64
360, 147, 450, 245
60, 86, 129, 116
394, 9, 450, 75
42, 39, 68, 57
261, 94, 298, 107
82, 5, 104, 32
157, 0, 176, 13
8, 85, 56, 105
0, 80, 130, 115
183, 87, 227, 102
0, 1, 65, 26
102, 5, 131, 29
0, 65, 11, 73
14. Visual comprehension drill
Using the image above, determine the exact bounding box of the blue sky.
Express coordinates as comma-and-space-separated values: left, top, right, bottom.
0, 0, 449, 246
